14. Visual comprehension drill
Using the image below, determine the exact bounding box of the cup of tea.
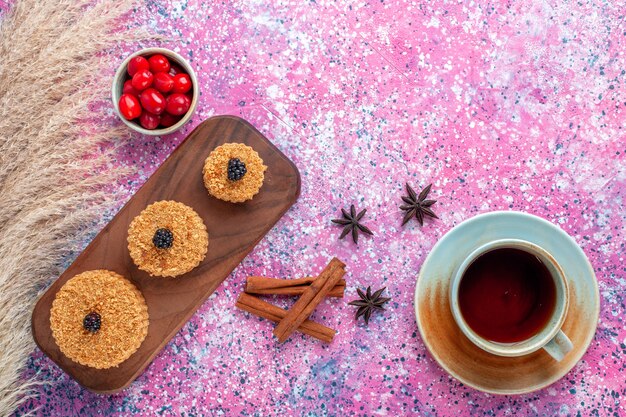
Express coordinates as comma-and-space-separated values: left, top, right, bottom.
449, 239, 573, 361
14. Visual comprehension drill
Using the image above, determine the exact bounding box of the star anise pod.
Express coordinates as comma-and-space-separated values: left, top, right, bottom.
400, 183, 438, 226
348, 286, 391, 325
331, 204, 374, 244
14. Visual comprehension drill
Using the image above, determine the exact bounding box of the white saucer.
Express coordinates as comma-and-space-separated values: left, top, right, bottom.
414, 211, 600, 394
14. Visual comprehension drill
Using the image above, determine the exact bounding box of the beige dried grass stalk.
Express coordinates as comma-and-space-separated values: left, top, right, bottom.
0, 0, 146, 415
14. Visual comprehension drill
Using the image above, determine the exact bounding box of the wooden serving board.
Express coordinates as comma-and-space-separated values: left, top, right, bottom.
31, 116, 301, 393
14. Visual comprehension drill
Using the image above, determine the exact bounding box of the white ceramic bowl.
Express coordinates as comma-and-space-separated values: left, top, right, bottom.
111, 47, 199, 136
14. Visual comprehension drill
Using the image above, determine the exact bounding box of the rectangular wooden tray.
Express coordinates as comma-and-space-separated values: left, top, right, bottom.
31, 116, 301, 393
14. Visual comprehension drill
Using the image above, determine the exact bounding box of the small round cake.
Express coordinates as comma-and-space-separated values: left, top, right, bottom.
50, 270, 149, 369
202, 143, 267, 203
127, 200, 209, 277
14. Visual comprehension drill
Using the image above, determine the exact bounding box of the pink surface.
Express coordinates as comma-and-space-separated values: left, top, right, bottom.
13, 1, 626, 416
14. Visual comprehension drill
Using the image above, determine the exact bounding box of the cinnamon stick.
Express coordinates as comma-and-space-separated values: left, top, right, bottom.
247, 276, 319, 291
273, 257, 346, 343
236, 293, 336, 343
249, 285, 345, 297
246, 276, 346, 298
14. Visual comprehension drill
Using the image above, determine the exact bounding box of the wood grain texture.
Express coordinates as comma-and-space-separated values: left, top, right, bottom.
31, 116, 301, 394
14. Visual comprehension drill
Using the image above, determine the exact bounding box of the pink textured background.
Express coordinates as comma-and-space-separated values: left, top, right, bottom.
12, 1, 626, 416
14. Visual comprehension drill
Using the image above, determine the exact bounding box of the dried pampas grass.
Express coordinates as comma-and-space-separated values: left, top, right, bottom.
0, 0, 147, 415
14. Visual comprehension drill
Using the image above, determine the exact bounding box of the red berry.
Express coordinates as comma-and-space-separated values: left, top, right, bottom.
169, 63, 184, 76
127, 56, 149, 77
123, 79, 141, 96
139, 88, 166, 115
139, 111, 161, 130
172, 74, 192, 94
132, 69, 153, 91
149, 54, 170, 73
118, 94, 141, 120
160, 112, 181, 127
153, 72, 174, 93
165, 93, 191, 116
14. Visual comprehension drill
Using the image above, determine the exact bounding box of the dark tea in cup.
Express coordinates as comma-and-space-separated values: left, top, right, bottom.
458, 248, 557, 343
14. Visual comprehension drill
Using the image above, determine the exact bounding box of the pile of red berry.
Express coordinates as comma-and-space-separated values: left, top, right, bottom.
118, 54, 193, 130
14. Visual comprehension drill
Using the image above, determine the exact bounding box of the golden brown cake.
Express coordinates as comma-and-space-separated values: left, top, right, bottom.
50, 270, 149, 369
127, 200, 209, 277
202, 142, 267, 203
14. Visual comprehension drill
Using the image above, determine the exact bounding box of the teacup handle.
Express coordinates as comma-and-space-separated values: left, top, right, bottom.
543, 330, 573, 361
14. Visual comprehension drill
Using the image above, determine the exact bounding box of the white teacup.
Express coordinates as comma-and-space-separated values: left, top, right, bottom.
449, 239, 573, 361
